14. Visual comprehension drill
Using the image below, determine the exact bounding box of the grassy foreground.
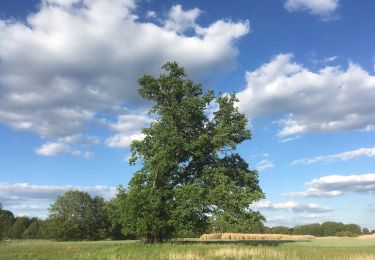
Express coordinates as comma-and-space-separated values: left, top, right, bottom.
1, 238, 375, 260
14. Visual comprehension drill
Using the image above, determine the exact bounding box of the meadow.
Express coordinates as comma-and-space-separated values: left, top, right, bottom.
1, 237, 375, 260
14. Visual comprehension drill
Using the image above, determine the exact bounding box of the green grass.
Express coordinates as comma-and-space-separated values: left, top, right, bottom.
1, 238, 375, 259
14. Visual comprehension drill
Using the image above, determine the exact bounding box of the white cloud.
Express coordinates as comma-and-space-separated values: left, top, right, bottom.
284, 0, 340, 20
0, 182, 116, 201
106, 133, 145, 148
237, 54, 375, 138
252, 199, 333, 213
256, 159, 274, 172
35, 134, 99, 157
291, 147, 375, 165
164, 4, 201, 33
286, 173, 375, 197
0, 0, 249, 141
146, 10, 157, 19
35, 142, 69, 156
105, 113, 155, 148
279, 136, 300, 143
313, 56, 338, 65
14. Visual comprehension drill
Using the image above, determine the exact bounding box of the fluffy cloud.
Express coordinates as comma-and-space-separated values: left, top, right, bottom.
256, 159, 274, 172
105, 112, 155, 148
286, 173, 375, 197
291, 147, 375, 165
252, 199, 333, 213
35, 134, 99, 157
237, 54, 375, 138
164, 4, 201, 33
284, 0, 339, 20
0, 182, 116, 217
0, 0, 249, 141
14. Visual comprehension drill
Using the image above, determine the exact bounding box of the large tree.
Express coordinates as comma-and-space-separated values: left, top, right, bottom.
121, 62, 264, 243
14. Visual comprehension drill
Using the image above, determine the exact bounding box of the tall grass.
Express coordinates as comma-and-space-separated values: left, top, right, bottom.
1, 237, 375, 259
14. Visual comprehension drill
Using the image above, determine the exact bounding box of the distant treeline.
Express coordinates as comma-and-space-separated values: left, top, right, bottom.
1, 190, 373, 241
263, 223, 373, 237
1, 191, 127, 241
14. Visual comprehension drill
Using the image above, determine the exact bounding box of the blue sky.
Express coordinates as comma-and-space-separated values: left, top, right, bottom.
0, 0, 374, 230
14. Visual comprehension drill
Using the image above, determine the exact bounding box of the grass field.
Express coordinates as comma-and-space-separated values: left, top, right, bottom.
1, 237, 375, 259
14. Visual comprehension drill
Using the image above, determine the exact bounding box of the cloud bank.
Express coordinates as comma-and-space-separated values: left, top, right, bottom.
286, 173, 375, 197
0, 182, 116, 217
0, 0, 249, 144
237, 54, 375, 138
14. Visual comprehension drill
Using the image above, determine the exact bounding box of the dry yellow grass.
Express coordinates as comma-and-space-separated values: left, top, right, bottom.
356, 234, 375, 240
168, 252, 202, 260
213, 247, 286, 259
200, 233, 315, 241
348, 255, 375, 260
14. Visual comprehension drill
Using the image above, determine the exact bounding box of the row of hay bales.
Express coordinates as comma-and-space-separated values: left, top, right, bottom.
200, 233, 315, 241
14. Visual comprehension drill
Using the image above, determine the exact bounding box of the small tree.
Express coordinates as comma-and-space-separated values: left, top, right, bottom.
120, 62, 264, 243
362, 228, 370, 235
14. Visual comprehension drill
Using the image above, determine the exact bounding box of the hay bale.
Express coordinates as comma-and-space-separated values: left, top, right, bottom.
200, 233, 315, 241
200, 233, 222, 241
221, 233, 231, 240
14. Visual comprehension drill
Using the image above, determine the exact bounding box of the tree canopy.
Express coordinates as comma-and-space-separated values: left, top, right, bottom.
47, 190, 111, 241
119, 62, 264, 242
0, 204, 15, 240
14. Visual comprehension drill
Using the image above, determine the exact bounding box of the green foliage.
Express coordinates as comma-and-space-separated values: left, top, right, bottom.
362, 228, 370, 235
321, 222, 344, 236
335, 231, 356, 237
0, 205, 15, 239
120, 62, 264, 242
46, 190, 111, 241
269, 226, 291, 235
291, 222, 362, 237
172, 183, 208, 237
344, 224, 361, 235
293, 223, 323, 236
7, 216, 31, 239
106, 186, 130, 240
22, 221, 41, 239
